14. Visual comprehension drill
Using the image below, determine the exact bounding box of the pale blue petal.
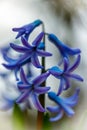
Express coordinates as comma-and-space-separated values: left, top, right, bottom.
49, 110, 64, 122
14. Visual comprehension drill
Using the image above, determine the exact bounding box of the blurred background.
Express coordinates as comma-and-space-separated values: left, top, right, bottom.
0, 0, 87, 130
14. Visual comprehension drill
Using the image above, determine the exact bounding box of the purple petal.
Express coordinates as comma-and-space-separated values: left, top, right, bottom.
10, 43, 29, 53
34, 86, 50, 94
49, 110, 64, 122
18, 84, 31, 91
12, 27, 24, 31
63, 58, 69, 72
17, 51, 32, 64
16, 90, 31, 103
63, 77, 71, 90
37, 50, 52, 57
2, 63, 16, 70
16, 31, 25, 39
33, 72, 50, 86
49, 66, 63, 77
2, 52, 17, 63
31, 54, 43, 68
20, 68, 29, 84
31, 93, 45, 112
21, 36, 32, 48
65, 73, 83, 82
68, 55, 81, 72
57, 78, 65, 96
32, 32, 44, 46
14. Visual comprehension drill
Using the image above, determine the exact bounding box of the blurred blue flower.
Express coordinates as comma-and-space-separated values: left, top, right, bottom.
12, 19, 42, 40
47, 88, 80, 122
49, 55, 83, 95
16, 68, 50, 112
0, 95, 15, 111
48, 33, 81, 65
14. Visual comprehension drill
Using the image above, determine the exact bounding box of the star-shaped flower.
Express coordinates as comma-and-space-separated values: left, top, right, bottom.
48, 33, 81, 65
49, 55, 83, 95
47, 88, 80, 122
12, 19, 42, 40
2, 32, 52, 80
16, 68, 50, 112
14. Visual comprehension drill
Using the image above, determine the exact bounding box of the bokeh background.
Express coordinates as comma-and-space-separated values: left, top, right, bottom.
0, 0, 87, 130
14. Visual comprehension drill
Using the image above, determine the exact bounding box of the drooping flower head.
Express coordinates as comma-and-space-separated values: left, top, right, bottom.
48, 33, 81, 65
12, 19, 43, 40
47, 88, 80, 122
49, 55, 83, 95
16, 68, 50, 112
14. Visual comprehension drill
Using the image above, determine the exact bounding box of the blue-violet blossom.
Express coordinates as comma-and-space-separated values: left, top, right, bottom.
12, 19, 42, 40
48, 33, 81, 65
47, 88, 80, 122
2, 32, 52, 79
49, 55, 83, 95
16, 68, 50, 112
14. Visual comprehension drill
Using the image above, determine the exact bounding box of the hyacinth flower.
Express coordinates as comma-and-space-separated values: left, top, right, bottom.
12, 19, 43, 40
49, 55, 83, 95
47, 88, 80, 122
2, 32, 52, 80
16, 68, 50, 112
48, 33, 81, 65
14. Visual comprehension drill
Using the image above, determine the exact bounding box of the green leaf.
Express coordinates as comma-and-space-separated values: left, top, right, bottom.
42, 113, 52, 130
12, 103, 25, 130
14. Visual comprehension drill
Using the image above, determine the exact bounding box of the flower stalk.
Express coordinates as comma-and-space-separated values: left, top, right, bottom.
37, 22, 46, 130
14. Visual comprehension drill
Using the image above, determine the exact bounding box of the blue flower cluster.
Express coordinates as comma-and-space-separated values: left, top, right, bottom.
0, 19, 83, 122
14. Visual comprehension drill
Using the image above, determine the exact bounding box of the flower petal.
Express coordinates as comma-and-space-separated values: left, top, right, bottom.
2, 63, 16, 70
57, 78, 65, 96
63, 77, 71, 90
10, 43, 29, 53
20, 68, 29, 84
12, 27, 24, 32
63, 57, 69, 72
15, 31, 25, 39
32, 32, 44, 46
47, 106, 60, 113
2, 52, 17, 63
17, 52, 32, 64
49, 110, 64, 122
21, 36, 32, 48
66, 88, 80, 101
31, 93, 45, 112
49, 66, 62, 77
48, 92, 75, 117
66, 73, 83, 82
16, 90, 31, 103
37, 49, 52, 57
34, 86, 50, 94
18, 84, 30, 91
31, 54, 43, 68
68, 55, 81, 72
33, 72, 50, 86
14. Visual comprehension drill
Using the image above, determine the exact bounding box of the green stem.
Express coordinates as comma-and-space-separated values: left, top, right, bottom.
37, 22, 46, 130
